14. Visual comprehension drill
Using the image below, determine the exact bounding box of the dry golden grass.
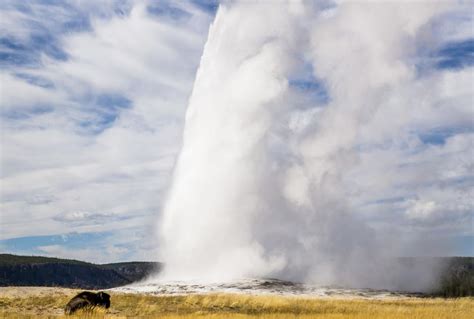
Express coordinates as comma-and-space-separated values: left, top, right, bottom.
0, 287, 473, 318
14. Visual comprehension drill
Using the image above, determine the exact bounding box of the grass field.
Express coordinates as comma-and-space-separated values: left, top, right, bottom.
1, 287, 473, 318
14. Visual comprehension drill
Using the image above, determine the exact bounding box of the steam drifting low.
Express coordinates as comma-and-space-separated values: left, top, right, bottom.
158, 1, 473, 291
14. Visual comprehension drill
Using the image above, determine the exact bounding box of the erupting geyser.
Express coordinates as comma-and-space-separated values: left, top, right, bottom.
157, 0, 463, 291
160, 1, 303, 282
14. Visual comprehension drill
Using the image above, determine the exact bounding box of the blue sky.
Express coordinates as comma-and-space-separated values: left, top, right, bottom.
0, 0, 472, 263
0, 0, 216, 263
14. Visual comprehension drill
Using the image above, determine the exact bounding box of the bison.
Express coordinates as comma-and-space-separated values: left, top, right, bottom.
64, 291, 111, 315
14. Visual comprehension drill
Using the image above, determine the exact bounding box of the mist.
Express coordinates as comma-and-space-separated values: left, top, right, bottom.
157, 0, 472, 292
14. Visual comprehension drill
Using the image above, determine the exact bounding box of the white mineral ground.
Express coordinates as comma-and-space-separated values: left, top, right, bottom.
111, 278, 421, 299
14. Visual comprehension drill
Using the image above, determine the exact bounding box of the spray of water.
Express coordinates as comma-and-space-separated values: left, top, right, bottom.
157, 1, 462, 291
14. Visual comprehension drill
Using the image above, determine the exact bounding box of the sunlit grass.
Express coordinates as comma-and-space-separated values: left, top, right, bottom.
1, 287, 473, 318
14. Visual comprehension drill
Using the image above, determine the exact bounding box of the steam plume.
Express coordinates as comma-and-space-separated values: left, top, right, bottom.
158, 1, 467, 291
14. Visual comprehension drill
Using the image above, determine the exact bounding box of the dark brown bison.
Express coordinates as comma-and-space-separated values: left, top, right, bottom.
64, 291, 110, 315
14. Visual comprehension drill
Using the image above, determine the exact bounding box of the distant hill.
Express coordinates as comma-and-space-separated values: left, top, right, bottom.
0, 254, 162, 289
0, 254, 472, 296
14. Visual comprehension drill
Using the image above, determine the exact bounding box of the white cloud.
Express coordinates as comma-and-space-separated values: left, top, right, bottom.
53, 210, 115, 223
0, 73, 64, 110
406, 200, 437, 220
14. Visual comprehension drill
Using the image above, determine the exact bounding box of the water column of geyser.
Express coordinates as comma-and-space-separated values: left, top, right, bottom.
159, 1, 309, 282
158, 0, 453, 289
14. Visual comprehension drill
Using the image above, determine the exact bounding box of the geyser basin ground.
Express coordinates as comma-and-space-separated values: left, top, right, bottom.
1, 286, 473, 319
112, 278, 420, 299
